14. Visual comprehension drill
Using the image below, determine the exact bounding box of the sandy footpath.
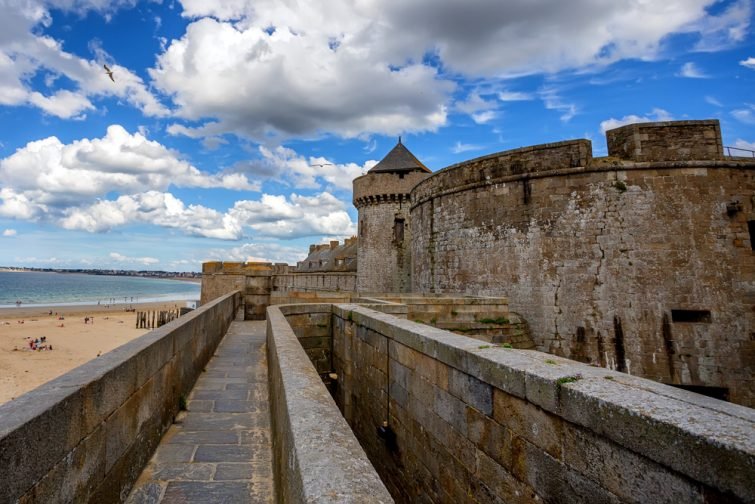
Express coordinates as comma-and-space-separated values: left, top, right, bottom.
0, 301, 190, 405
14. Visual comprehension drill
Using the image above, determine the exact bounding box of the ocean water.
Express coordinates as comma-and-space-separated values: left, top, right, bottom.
0, 271, 200, 308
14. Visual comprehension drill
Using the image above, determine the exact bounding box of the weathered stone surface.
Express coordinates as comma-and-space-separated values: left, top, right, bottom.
127, 320, 276, 504
323, 303, 755, 504
0, 291, 241, 504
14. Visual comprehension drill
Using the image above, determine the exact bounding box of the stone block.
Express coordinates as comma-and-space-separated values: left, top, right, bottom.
493, 388, 563, 460
449, 368, 493, 415
562, 424, 703, 503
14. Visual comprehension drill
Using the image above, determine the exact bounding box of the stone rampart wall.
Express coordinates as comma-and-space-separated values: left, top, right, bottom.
607, 120, 723, 161
0, 291, 242, 503
266, 305, 393, 502
328, 304, 754, 503
411, 160, 755, 406
272, 272, 356, 293
411, 139, 592, 205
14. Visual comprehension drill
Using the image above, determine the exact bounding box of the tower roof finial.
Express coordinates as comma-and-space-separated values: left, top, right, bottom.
398, 136, 402, 145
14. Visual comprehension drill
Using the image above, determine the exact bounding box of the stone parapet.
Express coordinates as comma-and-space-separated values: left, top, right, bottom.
326, 304, 755, 503
266, 305, 393, 503
411, 139, 592, 205
0, 291, 242, 503
607, 120, 723, 161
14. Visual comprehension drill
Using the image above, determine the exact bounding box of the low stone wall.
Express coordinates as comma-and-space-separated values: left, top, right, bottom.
266, 305, 393, 503
330, 304, 755, 503
0, 291, 242, 503
273, 272, 357, 293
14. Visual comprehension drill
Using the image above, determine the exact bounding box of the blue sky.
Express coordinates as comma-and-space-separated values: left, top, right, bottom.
0, 0, 753, 271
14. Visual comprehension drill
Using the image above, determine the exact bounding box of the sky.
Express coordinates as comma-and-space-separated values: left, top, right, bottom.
0, 0, 753, 272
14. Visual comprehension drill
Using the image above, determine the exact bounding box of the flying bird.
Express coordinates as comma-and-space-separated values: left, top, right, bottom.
310, 163, 334, 167
103, 64, 115, 82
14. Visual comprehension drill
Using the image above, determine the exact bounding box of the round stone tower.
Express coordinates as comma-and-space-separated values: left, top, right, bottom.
353, 139, 431, 293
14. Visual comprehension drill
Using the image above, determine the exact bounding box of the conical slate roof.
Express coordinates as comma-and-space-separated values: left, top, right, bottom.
369, 139, 431, 174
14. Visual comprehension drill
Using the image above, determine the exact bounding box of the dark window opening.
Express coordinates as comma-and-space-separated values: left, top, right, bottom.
523, 179, 532, 205
669, 384, 729, 402
748, 220, 755, 250
360, 220, 365, 238
399, 173, 405, 179
393, 218, 405, 243
671, 309, 712, 323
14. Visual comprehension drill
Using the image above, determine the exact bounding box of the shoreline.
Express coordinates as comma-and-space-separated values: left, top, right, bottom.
0, 299, 193, 405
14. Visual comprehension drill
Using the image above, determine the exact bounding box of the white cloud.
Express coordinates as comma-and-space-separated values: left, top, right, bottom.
741, 57, 755, 69
600, 108, 674, 134
2, 229, 16, 237
151, 17, 451, 142
690, 0, 751, 52
205, 242, 310, 265
452, 142, 484, 154
151, 0, 739, 142
733, 139, 755, 153
56, 189, 355, 240
109, 252, 159, 266
540, 87, 577, 122
498, 91, 534, 102
732, 104, 755, 124
233, 145, 368, 191
0, 0, 168, 119
705, 95, 723, 107
0, 125, 258, 208
679, 62, 709, 78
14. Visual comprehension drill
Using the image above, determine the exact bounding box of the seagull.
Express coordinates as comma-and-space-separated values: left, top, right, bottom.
310, 163, 334, 167
103, 64, 115, 82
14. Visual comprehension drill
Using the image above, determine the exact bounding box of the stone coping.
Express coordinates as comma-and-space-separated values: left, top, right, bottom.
331, 303, 755, 501
410, 158, 755, 209
0, 291, 241, 503
266, 305, 393, 503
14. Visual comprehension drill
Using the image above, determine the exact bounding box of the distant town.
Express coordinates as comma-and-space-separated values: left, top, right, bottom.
0, 267, 201, 280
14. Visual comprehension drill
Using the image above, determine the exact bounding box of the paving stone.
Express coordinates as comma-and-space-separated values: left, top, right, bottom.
161, 481, 252, 503
151, 463, 215, 481
214, 400, 260, 413
214, 463, 254, 481
194, 445, 254, 463
126, 321, 275, 503
167, 431, 240, 445
190, 389, 248, 401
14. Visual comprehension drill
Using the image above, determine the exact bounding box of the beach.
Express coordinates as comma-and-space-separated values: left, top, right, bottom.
0, 301, 189, 405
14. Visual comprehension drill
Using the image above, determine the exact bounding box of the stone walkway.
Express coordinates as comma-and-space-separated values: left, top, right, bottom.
127, 319, 274, 503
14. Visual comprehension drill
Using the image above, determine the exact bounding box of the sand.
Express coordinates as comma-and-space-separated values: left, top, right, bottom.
0, 301, 190, 406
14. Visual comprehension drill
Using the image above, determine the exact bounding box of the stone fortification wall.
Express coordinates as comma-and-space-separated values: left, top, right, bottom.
0, 291, 241, 503
326, 304, 754, 503
266, 305, 393, 502
354, 170, 430, 293
606, 120, 723, 161
410, 121, 755, 407
272, 271, 356, 293
410, 139, 592, 204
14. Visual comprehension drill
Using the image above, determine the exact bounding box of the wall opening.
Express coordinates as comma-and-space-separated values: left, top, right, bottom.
671, 309, 712, 323
523, 179, 532, 205
748, 220, 755, 250
393, 218, 405, 244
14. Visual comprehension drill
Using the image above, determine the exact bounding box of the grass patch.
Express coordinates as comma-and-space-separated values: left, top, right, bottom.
545, 359, 558, 365
478, 345, 491, 349
498, 343, 513, 348
178, 395, 188, 411
556, 374, 583, 386
614, 180, 627, 193
478, 317, 509, 325
604, 376, 614, 380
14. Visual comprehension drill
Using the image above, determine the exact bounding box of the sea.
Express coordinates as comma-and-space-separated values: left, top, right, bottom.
0, 271, 201, 308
